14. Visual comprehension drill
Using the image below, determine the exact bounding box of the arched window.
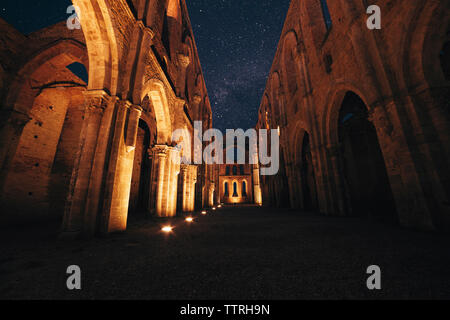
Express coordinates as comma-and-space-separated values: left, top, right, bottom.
232, 166, 238, 176
232, 182, 238, 197
226, 166, 230, 175
240, 165, 245, 175
242, 181, 247, 197
224, 182, 229, 197
66, 62, 89, 83
320, 0, 332, 31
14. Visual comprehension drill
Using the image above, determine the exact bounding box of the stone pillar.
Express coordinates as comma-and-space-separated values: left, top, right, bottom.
189, 166, 198, 211
368, 102, 435, 230
326, 143, 348, 216
62, 90, 110, 236
179, 164, 188, 212
150, 145, 181, 217
179, 164, 198, 212
252, 162, 262, 206
177, 54, 191, 98
100, 102, 143, 234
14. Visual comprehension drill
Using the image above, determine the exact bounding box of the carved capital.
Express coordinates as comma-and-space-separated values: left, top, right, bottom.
131, 104, 143, 114
177, 53, 191, 68
84, 90, 111, 110
136, 20, 155, 39
153, 144, 170, 157
193, 94, 202, 105
175, 97, 187, 110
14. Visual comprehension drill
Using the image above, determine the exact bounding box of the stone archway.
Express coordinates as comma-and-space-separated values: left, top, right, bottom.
128, 119, 154, 218
140, 79, 173, 144
0, 42, 88, 225
337, 92, 397, 221
281, 31, 301, 99
72, 0, 119, 94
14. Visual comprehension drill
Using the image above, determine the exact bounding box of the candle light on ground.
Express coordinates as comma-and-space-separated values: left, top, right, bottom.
162, 226, 174, 233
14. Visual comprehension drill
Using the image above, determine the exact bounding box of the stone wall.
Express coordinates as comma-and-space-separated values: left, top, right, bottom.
0, 0, 214, 236
256, 0, 450, 231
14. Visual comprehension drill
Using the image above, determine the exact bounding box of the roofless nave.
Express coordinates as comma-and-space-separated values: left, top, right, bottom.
0, 0, 449, 236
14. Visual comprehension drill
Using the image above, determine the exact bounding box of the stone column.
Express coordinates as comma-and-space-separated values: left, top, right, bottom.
179, 164, 198, 212
252, 159, 262, 206
100, 102, 142, 234
179, 164, 189, 212
326, 143, 348, 216
189, 165, 198, 211
62, 90, 110, 236
177, 54, 191, 98
150, 145, 181, 217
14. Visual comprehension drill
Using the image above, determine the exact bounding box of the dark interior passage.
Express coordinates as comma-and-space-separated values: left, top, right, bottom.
338, 92, 397, 222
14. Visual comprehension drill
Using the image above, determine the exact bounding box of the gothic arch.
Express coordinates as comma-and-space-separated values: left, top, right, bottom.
322, 81, 370, 148
261, 93, 271, 129
5, 39, 88, 115
293, 126, 318, 211
270, 72, 284, 125
140, 79, 173, 144
281, 30, 300, 98
403, 1, 450, 89
73, 0, 120, 94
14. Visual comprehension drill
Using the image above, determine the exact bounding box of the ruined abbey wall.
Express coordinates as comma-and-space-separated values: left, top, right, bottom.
0, 0, 216, 236
257, 0, 450, 231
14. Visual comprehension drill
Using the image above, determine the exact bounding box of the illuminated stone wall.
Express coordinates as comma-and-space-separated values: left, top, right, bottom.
257, 0, 450, 231
0, 0, 213, 235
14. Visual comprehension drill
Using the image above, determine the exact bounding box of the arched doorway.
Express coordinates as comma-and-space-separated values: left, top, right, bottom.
338, 92, 397, 221
300, 132, 318, 211
128, 120, 153, 219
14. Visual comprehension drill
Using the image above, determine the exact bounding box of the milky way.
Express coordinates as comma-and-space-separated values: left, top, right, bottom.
1, 0, 290, 131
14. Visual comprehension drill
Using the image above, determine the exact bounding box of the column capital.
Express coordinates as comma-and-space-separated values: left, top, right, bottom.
131, 104, 143, 114
177, 53, 191, 68
136, 20, 155, 39
83, 90, 111, 110
193, 94, 202, 106
152, 144, 170, 157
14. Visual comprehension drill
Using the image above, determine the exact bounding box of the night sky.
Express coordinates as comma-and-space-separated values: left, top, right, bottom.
0, 0, 290, 131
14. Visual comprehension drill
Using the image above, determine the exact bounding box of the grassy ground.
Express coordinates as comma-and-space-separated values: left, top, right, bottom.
1, 205, 449, 300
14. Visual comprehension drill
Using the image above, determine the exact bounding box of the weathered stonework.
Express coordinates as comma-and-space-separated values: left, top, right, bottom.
0, 0, 213, 236
257, 0, 450, 231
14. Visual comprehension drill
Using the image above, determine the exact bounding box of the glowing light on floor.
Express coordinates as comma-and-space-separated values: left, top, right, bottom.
185, 217, 194, 223
162, 226, 174, 233
212, 207, 216, 211
201, 211, 207, 215
218, 205, 222, 208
